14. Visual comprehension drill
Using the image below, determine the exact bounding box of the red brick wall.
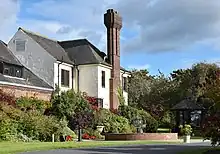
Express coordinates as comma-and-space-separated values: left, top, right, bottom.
105, 133, 178, 141
0, 84, 53, 101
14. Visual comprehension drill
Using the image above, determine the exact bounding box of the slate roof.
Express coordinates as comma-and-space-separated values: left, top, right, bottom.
19, 27, 73, 65
59, 39, 130, 72
0, 40, 22, 66
19, 27, 130, 73
0, 40, 53, 90
58, 39, 110, 66
171, 99, 205, 110
0, 68, 53, 89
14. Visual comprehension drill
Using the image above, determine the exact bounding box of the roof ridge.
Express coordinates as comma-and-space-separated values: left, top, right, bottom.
18, 27, 58, 42
59, 38, 87, 43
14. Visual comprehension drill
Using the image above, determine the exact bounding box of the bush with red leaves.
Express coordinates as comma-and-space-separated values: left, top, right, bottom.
202, 112, 220, 146
84, 95, 99, 111
0, 89, 16, 106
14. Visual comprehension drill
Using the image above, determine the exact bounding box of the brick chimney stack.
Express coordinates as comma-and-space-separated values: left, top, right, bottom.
104, 9, 122, 110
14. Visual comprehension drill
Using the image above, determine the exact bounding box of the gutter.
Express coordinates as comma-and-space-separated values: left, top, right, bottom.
73, 60, 79, 92
0, 81, 54, 91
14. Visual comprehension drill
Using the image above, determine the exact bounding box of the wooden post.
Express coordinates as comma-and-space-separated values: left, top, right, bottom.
52, 134, 54, 143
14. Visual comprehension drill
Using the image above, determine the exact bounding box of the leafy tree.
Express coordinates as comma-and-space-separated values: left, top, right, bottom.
127, 69, 153, 107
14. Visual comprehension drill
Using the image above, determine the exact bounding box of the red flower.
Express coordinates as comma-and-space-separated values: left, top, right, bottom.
82, 133, 90, 139
66, 135, 73, 141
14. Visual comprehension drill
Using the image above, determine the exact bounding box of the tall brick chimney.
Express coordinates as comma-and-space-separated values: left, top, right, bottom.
104, 9, 122, 110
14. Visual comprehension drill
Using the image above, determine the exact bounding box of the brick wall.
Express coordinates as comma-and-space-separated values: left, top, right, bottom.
0, 84, 53, 101
105, 133, 178, 141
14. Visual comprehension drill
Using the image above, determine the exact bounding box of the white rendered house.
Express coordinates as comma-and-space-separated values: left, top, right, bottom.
6, 9, 130, 109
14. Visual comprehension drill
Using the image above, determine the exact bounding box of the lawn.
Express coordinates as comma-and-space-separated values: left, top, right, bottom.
0, 140, 180, 154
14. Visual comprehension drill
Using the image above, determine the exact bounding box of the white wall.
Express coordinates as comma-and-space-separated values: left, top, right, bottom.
98, 65, 111, 109
78, 64, 99, 98
8, 29, 56, 87
54, 61, 74, 92
120, 71, 130, 105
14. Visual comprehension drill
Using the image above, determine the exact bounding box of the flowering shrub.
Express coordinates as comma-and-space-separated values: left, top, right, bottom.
65, 135, 73, 141
82, 133, 96, 140
84, 94, 99, 111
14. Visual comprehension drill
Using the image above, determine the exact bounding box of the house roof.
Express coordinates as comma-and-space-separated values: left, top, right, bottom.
0, 67, 53, 90
59, 39, 130, 72
0, 40, 22, 66
19, 28, 130, 73
0, 40, 53, 90
171, 98, 205, 110
58, 39, 110, 66
19, 27, 74, 65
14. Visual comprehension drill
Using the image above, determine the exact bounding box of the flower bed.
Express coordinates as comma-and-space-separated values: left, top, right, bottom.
105, 133, 178, 141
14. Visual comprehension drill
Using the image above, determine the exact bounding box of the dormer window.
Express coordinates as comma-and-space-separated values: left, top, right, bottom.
2, 63, 22, 78
15, 40, 26, 52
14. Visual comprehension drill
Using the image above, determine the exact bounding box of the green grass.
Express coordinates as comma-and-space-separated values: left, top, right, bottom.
179, 147, 220, 154
0, 140, 180, 154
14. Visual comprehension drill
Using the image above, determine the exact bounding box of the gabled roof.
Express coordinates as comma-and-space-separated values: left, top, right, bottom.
59, 39, 130, 73
58, 39, 110, 66
0, 40, 22, 66
171, 98, 205, 110
0, 40, 53, 90
19, 27, 73, 65
18, 28, 130, 73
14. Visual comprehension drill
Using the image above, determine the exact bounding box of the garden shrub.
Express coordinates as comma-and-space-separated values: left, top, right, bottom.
16, 96, 51, 113
0, 89, 16, 106
118, 105, 158, 132
93, 108, 135, 133
0, 103, 64, 142
159, 111, 175, 129
83, 128, 104, 139
0, 110, 18, 141
202, 113, 220, 146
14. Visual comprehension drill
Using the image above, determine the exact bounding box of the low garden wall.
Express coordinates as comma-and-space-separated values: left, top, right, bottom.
105, 133, 178, 141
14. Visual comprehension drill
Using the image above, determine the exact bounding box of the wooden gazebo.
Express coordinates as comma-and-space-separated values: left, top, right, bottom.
171, 98, 206, 131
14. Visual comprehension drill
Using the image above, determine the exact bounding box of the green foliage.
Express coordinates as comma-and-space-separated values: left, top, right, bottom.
117, 86, 126, 106
16, 96, 51, 113
50, 90, 78, 119
51, 90, 92, 120
0, 103, 64, 142
83, 128, 104, 139
179, 124, 193, 136
93, 108, 135, 133
118, 105, 158, 132
159, 111, 175, 128
128, 69, 153, 107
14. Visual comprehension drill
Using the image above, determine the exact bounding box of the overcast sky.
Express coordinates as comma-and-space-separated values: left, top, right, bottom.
1, 0, 220, 75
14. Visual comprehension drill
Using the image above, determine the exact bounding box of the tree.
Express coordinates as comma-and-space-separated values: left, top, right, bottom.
128, 69, 153, 107
139, 72, 179, 119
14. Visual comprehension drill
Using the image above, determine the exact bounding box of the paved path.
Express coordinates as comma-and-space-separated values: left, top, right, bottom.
23, 142, 212, 154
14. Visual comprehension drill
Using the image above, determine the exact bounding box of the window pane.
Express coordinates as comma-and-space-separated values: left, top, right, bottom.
0, 62, 3, 74
61, 69, 69, 87
16, 40, 26, 51
15, 69, 22, 78
101, 71, 105, 88
3, 68, 9, 75
123, 77, 127, 91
